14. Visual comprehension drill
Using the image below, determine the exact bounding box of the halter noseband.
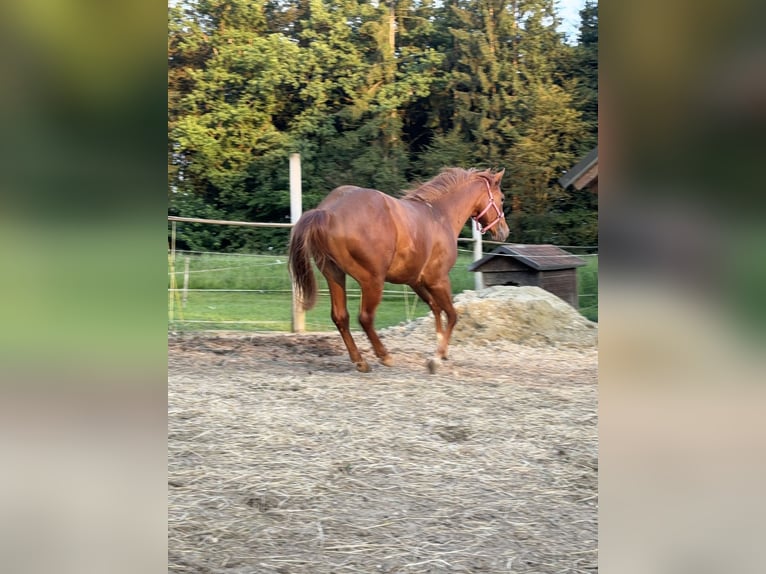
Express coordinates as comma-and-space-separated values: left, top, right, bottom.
472, 178, 505, 235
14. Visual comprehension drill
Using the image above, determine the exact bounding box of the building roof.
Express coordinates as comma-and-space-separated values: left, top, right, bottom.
558, 146, 598, 190
467, 244, 587, 272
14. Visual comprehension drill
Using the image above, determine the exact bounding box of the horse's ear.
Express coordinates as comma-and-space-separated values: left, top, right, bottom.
493, 168, 505, 185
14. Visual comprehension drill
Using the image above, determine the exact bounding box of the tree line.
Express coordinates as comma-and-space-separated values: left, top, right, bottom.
168, 0, 598, 252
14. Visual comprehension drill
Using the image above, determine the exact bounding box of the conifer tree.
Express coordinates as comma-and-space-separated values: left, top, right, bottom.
503, 0, 590, 243
573, 0, 598, 150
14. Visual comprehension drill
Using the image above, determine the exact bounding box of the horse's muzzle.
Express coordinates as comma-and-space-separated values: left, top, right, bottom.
490, 219, 510, 242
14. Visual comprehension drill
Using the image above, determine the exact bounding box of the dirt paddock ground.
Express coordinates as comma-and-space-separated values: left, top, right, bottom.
169, 288, 598, 573
169, 317, 597, 574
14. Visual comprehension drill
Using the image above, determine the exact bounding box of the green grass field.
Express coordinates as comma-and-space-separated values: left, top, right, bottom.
577, 256, 598, 322
168, 250, 597, 331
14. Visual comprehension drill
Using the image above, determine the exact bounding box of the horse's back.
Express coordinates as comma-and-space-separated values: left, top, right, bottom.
310, 186, 421, 277
319, 185, 389, 210
314, 186, 398, 234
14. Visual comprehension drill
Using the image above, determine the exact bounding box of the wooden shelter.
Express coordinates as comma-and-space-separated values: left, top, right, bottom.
558, 146, 598, 193
468, 244, 587, 307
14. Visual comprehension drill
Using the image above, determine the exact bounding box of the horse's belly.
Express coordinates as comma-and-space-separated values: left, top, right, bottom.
385, 252, 424, 284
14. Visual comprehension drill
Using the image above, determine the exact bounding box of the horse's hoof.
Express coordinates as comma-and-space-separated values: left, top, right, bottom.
380, 355, 394, 367
427, 358, 440, 374
355, 361, 371, 373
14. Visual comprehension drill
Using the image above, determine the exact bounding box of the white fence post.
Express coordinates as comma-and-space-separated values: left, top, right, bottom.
472, 220, 484, 290
182, 256, 190, 307
169, 220, 177, 321
290, 153, 305, 333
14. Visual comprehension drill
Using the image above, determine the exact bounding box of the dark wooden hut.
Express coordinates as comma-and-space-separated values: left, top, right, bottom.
558, 146, 598, 193
467, 244, 587, 307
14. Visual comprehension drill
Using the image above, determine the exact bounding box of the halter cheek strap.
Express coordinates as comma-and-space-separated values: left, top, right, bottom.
472, 178, 505, 235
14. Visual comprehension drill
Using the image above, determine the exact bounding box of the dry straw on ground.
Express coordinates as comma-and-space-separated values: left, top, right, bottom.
169, 287, 598, 573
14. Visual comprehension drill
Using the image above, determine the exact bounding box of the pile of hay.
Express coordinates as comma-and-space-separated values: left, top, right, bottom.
384, 286, 597, 348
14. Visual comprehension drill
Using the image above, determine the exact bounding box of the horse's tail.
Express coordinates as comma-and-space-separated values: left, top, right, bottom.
288, 209, 332, 311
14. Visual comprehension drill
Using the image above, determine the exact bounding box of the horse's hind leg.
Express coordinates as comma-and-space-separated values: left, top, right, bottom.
324, 268, 370, 372
358, 281, 393, 367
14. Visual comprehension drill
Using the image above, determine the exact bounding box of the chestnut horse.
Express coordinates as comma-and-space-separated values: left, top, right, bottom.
288, 167, 509, 372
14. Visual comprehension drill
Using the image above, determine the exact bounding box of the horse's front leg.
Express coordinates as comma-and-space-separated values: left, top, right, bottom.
416, 281, 457, 373
410, 283, 449, 373
431, 285, 457, 360
358, 281, 393, 367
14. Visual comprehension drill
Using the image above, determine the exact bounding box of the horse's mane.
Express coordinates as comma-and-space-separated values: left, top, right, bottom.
403, 167, 490, 203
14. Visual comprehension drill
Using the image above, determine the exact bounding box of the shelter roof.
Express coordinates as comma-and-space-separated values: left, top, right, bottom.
468, 244, 587, 272
558, 147, 598, 190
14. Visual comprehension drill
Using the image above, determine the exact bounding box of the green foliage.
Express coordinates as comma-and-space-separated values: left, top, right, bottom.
169, 0, 599, 250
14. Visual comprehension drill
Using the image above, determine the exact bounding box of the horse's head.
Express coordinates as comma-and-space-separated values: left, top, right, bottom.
473, 169, 509, 242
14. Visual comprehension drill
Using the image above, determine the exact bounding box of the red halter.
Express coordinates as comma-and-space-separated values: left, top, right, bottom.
472, 178, 505, 235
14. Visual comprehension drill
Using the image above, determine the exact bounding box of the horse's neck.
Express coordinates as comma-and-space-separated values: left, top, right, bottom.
430, 182, 482, 237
